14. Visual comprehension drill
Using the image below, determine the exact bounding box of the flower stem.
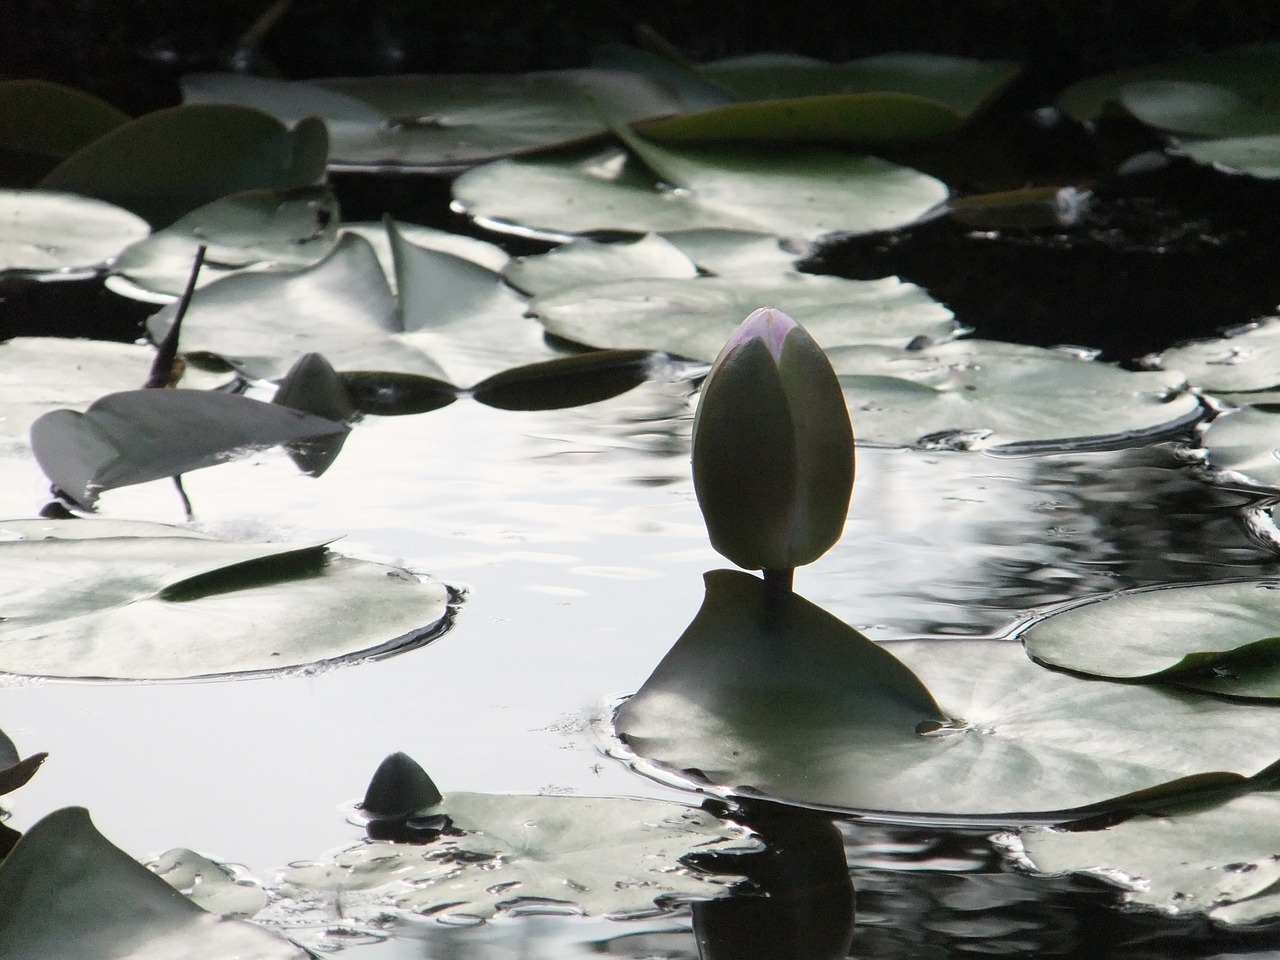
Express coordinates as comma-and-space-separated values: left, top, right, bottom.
763, 568, 794, 592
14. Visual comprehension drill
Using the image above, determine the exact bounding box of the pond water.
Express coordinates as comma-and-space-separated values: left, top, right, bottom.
2, 352, 1280, 956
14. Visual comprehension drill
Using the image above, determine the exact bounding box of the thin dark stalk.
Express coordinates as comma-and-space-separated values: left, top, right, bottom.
145, 244, 206, 389
172, 476, 194, 522
763, 568, 794, 592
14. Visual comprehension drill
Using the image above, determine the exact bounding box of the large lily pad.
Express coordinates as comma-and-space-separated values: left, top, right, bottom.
0, 518, 449, 680
833, 339, 1203, 451
1020, 579, 1280, 698
1013, 786, 1280, 926
616, 570, 1280, 819
0, 190, 149, 276
279, 791, 754, 921
40, 103, 328, 227
110, 187, 339, 299
184, 69, 686, 170
0, 807, 307, 959
452, 140, 948, 243
30, 389, 349, 508
531, 274, 957, 360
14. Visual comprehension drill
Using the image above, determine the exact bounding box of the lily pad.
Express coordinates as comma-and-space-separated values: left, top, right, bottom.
0, 80, 129, 172
0, 807, 307, 959
279, 791, 754, 921
1178, 133, 1280, 179
184, 69, 686, 170
1013, 786, 1280, 926
0, 728, 45, 799
1118, 80, 1280, 139
1020, 579, 1280, 698
1058, 41, 1280, 123
1198, 405, 1280, 492
452, 141, 948, 243
531, 274, 958, 360
504, 234, 700, 297
146, 232, 437, 381
0, 339, 196, 440
616, 570, 1280, 819
697, 52, 1020, 116
40, 103, 328, 227
110, 187, 339, 298
30, 389, 349, 508
343, 219, 510, 287
470, 350, 655, 410
0, 518, 449, 680
0, 190, 149, 275
834, 339, 1203, 451
1151, 317, 1280, 393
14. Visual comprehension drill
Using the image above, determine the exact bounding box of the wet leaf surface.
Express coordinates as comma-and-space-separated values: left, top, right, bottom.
0, 191, 149, 276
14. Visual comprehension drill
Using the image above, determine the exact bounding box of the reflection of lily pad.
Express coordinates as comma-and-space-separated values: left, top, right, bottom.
0, 807, 307, 959
834, 340, 1203, 451
617, 571, 1280, 819
280, 791, 753, 921
184, 69, 685, 170
40, 103, 328, 227
1198, 405, 1280, 492
0, 190, 149, 275
532, 274, 957, 360
452, 141, 947, 243
31, 389, 349, 508
0, 519, 449, 680
1014, 786, 1280, 926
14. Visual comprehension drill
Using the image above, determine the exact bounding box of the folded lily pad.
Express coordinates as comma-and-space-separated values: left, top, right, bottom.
1197, 405, 1280, 492
279, 791, 754, 921
110, 187, 339, 298
470, 350, 654, 410
531, 274, 957, 360
184, 69, 686, 170
0, 728, 45, 799
452, 140, 947, 243
0, 190, 149, 276
1152, 317, 1280, 393
30, 389, 349, 508
1014, 786, 1280, 926
616, 570, 1280, 819
0, 518, 449, 680
0, 807, 307, 959
40, 103, 328, 227
834, 339, 1203, 451
1021, 579, 1280, 698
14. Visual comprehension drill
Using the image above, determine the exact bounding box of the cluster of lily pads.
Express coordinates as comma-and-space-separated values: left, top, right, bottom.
5, 34, 1280, 957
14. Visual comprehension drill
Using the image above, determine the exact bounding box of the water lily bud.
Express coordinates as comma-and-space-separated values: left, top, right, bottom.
692, 308, 854, 573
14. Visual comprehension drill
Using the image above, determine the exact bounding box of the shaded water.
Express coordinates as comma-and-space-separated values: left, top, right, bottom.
2, 365, 1279, 956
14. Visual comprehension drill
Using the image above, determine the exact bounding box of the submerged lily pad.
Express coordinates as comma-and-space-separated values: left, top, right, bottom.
184, 69, 685, 170
834, 339, 1203, 451
1014, 786, 1280, 926
616, 570, 1280, 819
0, 518, 449, 680
31, 389, 349, 508
40, 103, 328, 227
1022, 579, 1280, 699
531, 274, 957, 360
280, 791, 753, 921
110, 187, 339, 298
0, 190, 149, 276
452, 140, 947, 243
0, 807, 307, 959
